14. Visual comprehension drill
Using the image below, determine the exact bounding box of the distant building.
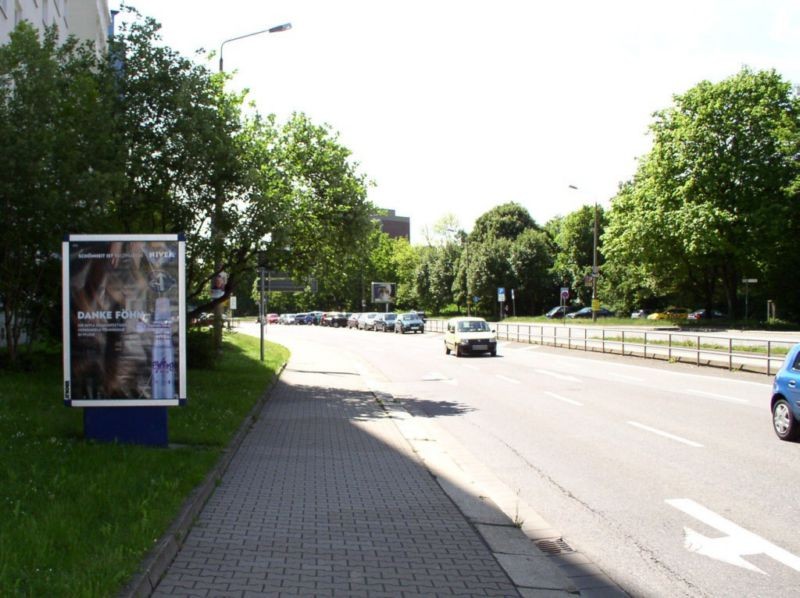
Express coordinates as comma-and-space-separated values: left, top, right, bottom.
0, 0, 111, 53
374, 209, 410, 241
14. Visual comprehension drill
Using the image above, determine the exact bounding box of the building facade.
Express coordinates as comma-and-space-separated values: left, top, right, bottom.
0, 0, 110, 52
374, 209, 411, 241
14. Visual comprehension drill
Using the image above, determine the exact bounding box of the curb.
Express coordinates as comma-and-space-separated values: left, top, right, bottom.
119, 362, 287, 598
374, 391, 581, 596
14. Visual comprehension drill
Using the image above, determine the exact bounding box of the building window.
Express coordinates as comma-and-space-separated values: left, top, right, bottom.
0, 0, 7, 20
14, 0, 22, 27
42, 0, 48, 26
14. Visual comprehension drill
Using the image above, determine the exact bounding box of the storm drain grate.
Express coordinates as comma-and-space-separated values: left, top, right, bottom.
534, 538, 575, 555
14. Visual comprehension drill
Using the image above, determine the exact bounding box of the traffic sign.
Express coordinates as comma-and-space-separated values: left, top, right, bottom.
560, 287, 570, 301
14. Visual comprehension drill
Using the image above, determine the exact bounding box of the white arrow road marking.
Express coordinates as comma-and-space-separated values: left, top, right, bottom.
496, 375, 521, 385
666, 498, 800, 575
543, 391, 583, 406
534, 369, 581, 383
685, 389, 749, 405
627, 421, 704, 447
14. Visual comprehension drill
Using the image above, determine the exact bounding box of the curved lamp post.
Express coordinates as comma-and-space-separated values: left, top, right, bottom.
219, 22, 292, 72
569, 185, 599, 323
211, 22, 291, 348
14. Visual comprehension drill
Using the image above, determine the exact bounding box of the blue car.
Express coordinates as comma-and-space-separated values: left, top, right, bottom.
771, 343, 800, 441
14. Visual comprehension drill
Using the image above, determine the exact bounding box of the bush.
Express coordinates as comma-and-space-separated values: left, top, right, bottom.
187, 329, 216, 370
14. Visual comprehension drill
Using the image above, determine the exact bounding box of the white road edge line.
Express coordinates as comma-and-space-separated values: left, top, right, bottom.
543, 391, 583, 406
496, 375, 521, 385
534, 369, 581, 383
686, 389, 749, 405
627, 421, 704, 448
608, 372, 645, 382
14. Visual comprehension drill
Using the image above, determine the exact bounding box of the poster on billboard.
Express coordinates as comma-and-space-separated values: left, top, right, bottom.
371, 282, 396, 304
62, 234, 187, 407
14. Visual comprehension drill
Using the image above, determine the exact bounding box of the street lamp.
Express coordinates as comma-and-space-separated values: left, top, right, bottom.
569, 185, 599, 323
447, 228, 471, 316
219, 22, 292, 72
211, 22, 291, 349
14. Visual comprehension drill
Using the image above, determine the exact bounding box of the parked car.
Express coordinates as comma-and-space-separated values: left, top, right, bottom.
373, 313, 397, 332
771, 343, 800, 441
395, 312, 424, 334
358, 312, 380, 330
545, 306, 577, 319
630, 309, 651, 319
444, 317, 497, 357
566, 307, 613, 319
266, 313, 279, 324
322, 312, 348, 327
347, 313, 361, 329
294, 312, 309, 325
647, 307, 691, 320
280, 313, 296, 325
687, 309, 725, 320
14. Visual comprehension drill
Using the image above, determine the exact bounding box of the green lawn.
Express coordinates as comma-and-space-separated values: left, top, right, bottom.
0, 332, 288, 596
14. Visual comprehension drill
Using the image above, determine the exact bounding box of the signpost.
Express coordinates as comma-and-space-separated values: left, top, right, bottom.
742, 278, 758, 321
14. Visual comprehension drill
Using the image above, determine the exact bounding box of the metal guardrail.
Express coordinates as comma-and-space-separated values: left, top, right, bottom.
425, 319, 797, 375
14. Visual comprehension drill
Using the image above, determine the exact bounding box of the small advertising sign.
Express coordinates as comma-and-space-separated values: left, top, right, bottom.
371, 282, 396, 303
62, 234, 187, 407
498, 287, 506, 302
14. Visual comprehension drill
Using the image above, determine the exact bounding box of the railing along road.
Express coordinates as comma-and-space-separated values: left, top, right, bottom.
425, 319, 798, 376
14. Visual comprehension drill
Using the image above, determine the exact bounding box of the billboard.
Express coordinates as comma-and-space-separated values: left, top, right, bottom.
62, 234, 186, 407
371, 282, 396, 304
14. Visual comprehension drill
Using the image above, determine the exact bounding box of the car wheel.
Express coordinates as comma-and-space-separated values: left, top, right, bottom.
455, 345, 462, 357
445, 343, 450, 355
491, 349, 496, 357
773, 399, 800, 441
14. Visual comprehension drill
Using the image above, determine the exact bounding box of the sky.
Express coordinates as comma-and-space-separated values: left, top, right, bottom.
116, 1, 800, 243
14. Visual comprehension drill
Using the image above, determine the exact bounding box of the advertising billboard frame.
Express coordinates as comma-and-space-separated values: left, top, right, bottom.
371, 281, 396, 304
62, 234, 187, 408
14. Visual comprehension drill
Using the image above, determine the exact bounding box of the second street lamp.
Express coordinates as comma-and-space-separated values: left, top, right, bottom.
569, 185, 599, 323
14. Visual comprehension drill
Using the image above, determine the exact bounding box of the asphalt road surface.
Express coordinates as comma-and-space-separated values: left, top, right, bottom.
252, 322, 799, 597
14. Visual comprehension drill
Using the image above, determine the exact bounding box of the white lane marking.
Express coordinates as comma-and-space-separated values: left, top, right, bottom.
627, 421, 704, 448
543, 391, 583, 406
685, 389, 749, 405
609, 372, 645, 382
666, 498, 800, 575
496, 375, 521, 385
534, 369, 581, 383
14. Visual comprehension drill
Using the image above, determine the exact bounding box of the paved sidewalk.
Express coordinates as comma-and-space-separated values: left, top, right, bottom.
150, 335, 578, 597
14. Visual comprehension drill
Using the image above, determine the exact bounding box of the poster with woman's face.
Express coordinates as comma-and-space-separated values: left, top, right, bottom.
371, 282, 396, 304
62, 235, 186, 407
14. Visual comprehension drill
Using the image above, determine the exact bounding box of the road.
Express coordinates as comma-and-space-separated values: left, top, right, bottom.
248, 322, 800, 597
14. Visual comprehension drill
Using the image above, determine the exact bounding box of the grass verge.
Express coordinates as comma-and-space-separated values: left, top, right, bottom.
0, 332, 288, 596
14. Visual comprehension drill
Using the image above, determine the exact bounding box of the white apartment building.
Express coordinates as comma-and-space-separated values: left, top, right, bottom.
0, 0, 111, 53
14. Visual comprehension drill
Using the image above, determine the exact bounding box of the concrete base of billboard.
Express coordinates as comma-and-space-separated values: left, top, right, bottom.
84, 406, 168, 447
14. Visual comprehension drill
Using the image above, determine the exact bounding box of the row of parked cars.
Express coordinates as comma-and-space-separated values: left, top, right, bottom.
346, 311, 426, 334
545, 305, 726, 320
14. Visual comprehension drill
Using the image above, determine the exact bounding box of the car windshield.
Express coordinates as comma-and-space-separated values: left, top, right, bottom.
458, 321, 489, 332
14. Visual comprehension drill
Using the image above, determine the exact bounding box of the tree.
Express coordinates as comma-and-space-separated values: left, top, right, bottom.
509, 228, 556, 315
471, 202, 538, 244
0, 24, 122, 363
550, 205, 605, 306
603, 67, 800, 318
